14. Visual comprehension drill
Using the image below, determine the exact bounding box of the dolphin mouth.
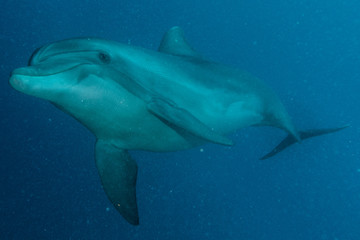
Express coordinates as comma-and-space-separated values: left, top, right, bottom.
11, 63, 88, 77
20, 38, 106, 77
17, 49, 103, 77
30, 50, 100, 65
9, 62, 89, 94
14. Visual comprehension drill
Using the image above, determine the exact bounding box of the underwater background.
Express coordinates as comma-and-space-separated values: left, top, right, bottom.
1, 0, 359, 239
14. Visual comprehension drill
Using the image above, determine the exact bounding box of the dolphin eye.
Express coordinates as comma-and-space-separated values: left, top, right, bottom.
98, 52, 111, 64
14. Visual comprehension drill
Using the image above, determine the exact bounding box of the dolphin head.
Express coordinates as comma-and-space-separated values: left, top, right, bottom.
9, 38, 147, 140
9, 38, 119, 101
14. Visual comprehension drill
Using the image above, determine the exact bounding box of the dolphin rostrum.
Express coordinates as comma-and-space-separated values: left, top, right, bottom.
9, 27, 347, 225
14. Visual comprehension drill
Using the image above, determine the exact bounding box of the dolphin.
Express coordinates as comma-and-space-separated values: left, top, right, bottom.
9, 27, 346, 225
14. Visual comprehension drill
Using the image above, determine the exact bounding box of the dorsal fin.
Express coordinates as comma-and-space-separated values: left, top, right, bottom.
158, 26, 202, 59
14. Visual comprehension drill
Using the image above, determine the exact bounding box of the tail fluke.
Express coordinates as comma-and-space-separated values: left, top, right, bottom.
260, 125, 349, 160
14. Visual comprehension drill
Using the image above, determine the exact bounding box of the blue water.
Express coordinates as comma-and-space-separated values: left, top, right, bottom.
1, 0, 359, 239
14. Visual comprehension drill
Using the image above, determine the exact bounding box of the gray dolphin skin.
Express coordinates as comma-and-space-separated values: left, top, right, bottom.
9, 27, 347, 225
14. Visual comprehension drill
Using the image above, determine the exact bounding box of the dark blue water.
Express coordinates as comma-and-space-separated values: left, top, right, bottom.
1, 0, 359, 239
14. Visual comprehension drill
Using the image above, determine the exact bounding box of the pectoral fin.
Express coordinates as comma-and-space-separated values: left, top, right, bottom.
147, 98, 233, 146
95, 140, 139, 225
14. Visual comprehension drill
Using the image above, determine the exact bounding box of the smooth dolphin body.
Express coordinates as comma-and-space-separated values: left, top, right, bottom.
9, 27, 346, 225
